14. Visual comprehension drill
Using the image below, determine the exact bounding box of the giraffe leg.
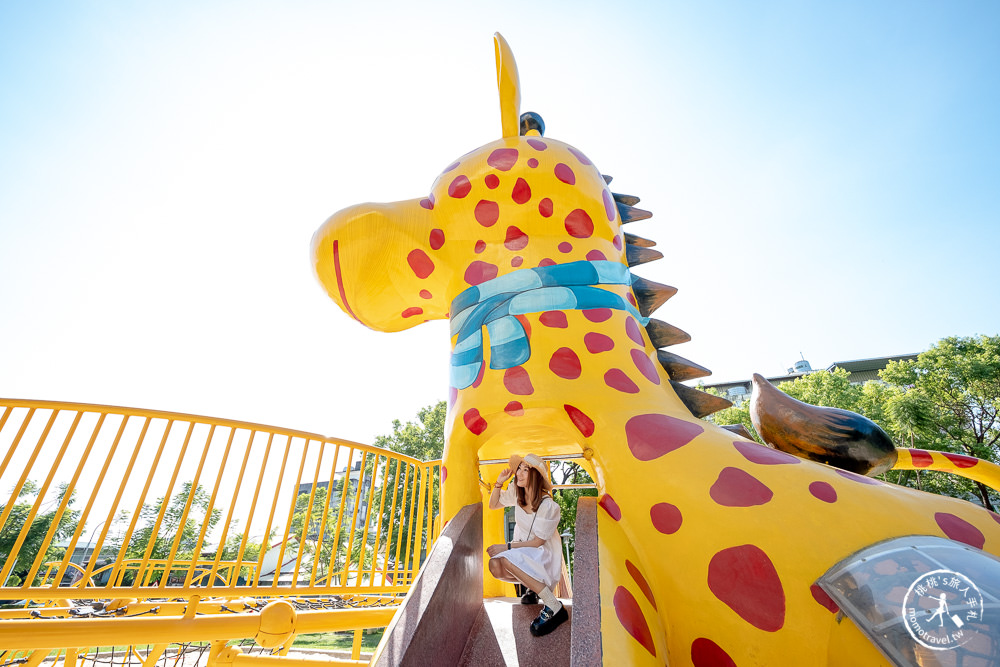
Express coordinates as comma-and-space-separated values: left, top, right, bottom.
440, 432, 481, 523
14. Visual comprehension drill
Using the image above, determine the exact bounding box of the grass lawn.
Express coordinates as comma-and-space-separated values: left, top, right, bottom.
292, 629, 384, 651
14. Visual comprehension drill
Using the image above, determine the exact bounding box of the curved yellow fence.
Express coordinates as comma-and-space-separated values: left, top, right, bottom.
0, 398, 440, 659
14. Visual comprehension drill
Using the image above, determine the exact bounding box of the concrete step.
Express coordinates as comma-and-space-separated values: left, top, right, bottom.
458, 598, 572, 667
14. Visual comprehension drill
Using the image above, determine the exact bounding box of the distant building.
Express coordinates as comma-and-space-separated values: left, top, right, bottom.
703, 354, 919, 405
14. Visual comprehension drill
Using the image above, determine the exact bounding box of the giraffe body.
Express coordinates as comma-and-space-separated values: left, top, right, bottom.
312, 34, 1000, 665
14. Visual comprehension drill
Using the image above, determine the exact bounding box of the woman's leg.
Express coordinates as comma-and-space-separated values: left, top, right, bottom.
489, 557, 545, 593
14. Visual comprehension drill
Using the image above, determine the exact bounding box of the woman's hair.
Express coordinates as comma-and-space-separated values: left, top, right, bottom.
515, 465, 548, 512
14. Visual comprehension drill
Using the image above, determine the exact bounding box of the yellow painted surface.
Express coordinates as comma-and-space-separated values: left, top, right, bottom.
312, 33, 1000, 665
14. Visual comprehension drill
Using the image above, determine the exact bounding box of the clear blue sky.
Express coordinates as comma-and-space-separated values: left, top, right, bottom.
2, 1, 998, 444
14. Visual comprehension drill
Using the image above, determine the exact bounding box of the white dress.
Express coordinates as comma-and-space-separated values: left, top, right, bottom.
495, 484, 563, 588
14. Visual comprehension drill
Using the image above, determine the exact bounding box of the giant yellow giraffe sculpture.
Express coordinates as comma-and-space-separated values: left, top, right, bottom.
313, 34, 1000, 666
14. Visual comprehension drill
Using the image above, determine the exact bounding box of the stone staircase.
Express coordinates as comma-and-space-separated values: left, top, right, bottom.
458, 598, 573, 666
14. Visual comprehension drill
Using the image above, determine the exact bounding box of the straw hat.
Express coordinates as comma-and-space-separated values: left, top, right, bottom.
508, 452, 553, 492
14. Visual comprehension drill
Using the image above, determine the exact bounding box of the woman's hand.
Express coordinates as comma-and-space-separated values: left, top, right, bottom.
496, 466, 512, 485
486, 543, 509, 557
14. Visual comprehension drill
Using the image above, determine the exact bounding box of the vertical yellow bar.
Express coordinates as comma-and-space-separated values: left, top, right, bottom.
257, 434, 294, 589
209, 428, 256, 587
409, 465, 428, 581
356, 453, 381, 587
185, 426, 237, 588
272, 436, 311, 590
3, 410, 80, 587
327, 446, 353, 583
238, 431, 273, 586
391, 462, 412, 585
368, 456, 391, 585
342, 451, 368, 586
352, 629, 363, 659
136, 421, 195, 589
0, 408, 36, 508
402, 465, 422, 583
381, 458, 402, 584
160, 424, 215, 589
310, 442, 339, 587
292, 440, 324, 589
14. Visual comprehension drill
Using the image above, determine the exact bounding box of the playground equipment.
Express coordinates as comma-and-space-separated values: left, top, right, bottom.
0, 399, 439, 664
5, 32, 1000, 667
311, 33, 1000, 665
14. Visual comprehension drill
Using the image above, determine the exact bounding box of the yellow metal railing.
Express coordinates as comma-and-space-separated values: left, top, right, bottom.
0, 398, 440, 606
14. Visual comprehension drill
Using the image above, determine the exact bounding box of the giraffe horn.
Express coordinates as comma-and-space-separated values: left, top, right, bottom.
624, 232, 656, 248
602, 174, 613, 184
493, 33, 521, 139
617, 203, 653, 223
631, 275, 677, 317
613, 192, 640, 206
626, 245, 664, 267
644, 319, 691, 348
657, 350, 711, 382
671, 381, 732, 418
721, 423, 755, 440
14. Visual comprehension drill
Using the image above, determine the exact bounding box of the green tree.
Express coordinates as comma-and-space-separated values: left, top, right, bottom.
0, 481, 80, 586
881, 335, 1000, 510
125, 482, 222, 566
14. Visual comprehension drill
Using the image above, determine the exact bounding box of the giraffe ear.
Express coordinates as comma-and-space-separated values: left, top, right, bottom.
494, 33, 521, 138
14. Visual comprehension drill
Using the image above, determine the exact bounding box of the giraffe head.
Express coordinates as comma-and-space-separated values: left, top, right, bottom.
312, 34, 628, 332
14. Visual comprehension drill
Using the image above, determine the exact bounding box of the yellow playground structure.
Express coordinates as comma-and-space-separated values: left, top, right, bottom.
5, 33, 1000, 666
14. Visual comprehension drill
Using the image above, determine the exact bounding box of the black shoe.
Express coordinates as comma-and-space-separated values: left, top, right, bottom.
520, 590, 539, 605
529, 605, 568, 636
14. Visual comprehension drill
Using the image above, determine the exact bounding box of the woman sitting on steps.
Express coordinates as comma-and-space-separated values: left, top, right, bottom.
487, 453, 569, 636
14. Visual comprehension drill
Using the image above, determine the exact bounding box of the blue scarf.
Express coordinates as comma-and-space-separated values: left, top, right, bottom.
449, 260, 647, 390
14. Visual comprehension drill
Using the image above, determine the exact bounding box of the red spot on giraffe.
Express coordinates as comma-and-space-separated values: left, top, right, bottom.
625, 560, 657, 610
613, 234, 623, 250
487, 148, 518, 171
627, 292, 637, 306
474, 240, 486, 254
441, 466, 447, 482
538, 258, 556, 267
512, 178, 531, 204
448, 175, 471, 198
625, 414, 703, 461
514, 314, 531, 339
549, 347, 582, 379
464, 261, 498, 286
583, 308, 612, 322
538, 198, 553, 217
419, 197, 434, 210
442, 161, 460, 173
650, 502, 682, 534
419, 290, 432, 299
554, 163, 576, 185
471, 363, 485, 388
691, 639, 736, 667
936, 513, 985, 549
585, 332, 614, 353
429, 228, 445, 250
504, 226, 529, 250
564, 404, 595, 437
586, 250, 607, 261
484, 174, 500, 189
603, 190, 616, 221
708, 544, 785, 632
910, 449, 933, 467
835, 469, 882, 485
527, 138, 547, 151
568, 146, 593, 165
625, 317, 644, 345
733, 440, 800, 465
564, 209, 594, 238
710, 468, 773, 507
990, 511, 1000, 527
463, 408, 487, 435
401, 307, 423, 318
511, 256, 523, 267
475, 200, 500, 227
540, 311, 567, 328
605, 369, 640, 394
505, 401, 524, 416
613, 587, 656, 656
599, 494, 621, 520
503, 366, 534, 396
527, 158, 539, 168
943, 452, 979, 468
810, 584, 839, 613
631, 349, 661, 384
809, 481, 838, 503
407, 249, 434, 279
558, 242, 573, 253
